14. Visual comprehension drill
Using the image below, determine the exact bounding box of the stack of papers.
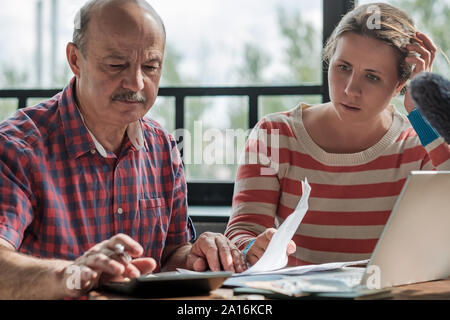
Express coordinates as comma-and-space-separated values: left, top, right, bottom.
226, 267, 391, 299
223, 261, 369, 289
240, 268, 365, 296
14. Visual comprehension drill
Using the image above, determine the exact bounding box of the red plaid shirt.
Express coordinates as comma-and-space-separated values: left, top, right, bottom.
0, 77, 192, 270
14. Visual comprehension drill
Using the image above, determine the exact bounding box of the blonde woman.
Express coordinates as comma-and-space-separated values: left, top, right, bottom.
225, 3, 450, 267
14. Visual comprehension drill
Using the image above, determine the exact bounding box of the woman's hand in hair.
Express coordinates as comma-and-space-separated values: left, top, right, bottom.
403, 32, 437, 114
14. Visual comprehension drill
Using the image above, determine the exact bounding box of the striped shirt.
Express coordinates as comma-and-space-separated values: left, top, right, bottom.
225, 103, 450, 266
0, 77, 192, 270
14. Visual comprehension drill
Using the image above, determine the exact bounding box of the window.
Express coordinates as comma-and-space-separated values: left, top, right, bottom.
150, 0, 325, 181
0, 1, 359, 206
0, 0, 323, 89
153, 0, 323, 87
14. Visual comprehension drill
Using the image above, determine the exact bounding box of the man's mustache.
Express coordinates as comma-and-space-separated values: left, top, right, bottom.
111, 91, 147, 103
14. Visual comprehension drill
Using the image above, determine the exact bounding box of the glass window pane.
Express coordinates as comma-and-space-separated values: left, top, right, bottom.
0, 0, 84, 89
145, 96, 176, 134
0, 0, 329, 187
0, 1, 36, 89
0, 99, 18, 122
1, 1, 324, 88
27, 97, 53, 107
184, 96, 249, 181
149, 0, 323, 86
259, 95, 322, 119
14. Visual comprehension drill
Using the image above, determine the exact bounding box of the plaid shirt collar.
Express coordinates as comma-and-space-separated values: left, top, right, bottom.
59, 77, 147, 158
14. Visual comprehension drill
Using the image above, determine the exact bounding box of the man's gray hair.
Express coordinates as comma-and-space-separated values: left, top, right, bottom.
73, 0, 166, 56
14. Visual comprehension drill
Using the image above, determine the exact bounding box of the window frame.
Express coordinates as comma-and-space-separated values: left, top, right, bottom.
0, 0, 356, 209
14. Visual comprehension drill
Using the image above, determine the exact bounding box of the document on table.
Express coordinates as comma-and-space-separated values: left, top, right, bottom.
239, 178, 311, 276
237, 259, 369, 276
178, 177, 368, 279
242, 268, 369, 297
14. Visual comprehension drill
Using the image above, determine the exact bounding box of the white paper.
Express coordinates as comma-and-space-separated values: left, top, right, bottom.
240, 178, 311, 275
178, 177, 367, 279
240, 259, 369, 276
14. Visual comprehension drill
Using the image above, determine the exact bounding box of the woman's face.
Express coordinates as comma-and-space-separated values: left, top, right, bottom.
328, 32, 406, 124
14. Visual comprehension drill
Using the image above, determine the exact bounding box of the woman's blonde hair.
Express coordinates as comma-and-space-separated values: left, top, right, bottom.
323, 3, 416, 83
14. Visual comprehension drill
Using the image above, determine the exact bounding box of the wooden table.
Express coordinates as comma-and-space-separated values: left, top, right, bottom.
90, 278, 450, 300
389, 278, 450, 300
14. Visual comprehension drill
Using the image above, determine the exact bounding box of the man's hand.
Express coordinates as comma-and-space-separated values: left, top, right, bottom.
245, 228, 296, 266
185, 232, 247, 273
62, 233, 156, 297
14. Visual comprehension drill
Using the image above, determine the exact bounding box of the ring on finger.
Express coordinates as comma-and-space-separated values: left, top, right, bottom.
102, 245, 132, 263
113, 243, 132, 262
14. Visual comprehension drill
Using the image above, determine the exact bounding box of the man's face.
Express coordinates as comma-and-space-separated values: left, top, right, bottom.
74, 3, 165, 127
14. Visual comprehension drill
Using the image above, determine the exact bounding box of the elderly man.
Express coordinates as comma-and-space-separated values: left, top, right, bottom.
0, 0, 245, 299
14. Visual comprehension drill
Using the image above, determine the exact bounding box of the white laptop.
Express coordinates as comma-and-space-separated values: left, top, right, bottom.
226, 171, 450, 296
358, 170, 450, 288
273, 171, 450, 294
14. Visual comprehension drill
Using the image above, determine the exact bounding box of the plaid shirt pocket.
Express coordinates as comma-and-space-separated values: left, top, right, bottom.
139, 197, 166, 209
138, 197, 169, 268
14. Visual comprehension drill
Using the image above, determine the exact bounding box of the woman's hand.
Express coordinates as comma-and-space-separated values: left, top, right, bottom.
403, 32, 437, 114
245, 228, 297, 266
